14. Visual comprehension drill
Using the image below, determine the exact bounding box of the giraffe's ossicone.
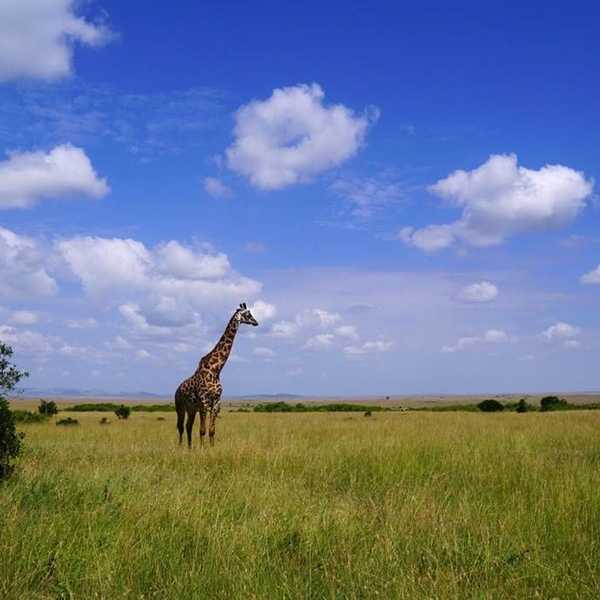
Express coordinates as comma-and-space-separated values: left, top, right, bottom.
175, 303, 258, 448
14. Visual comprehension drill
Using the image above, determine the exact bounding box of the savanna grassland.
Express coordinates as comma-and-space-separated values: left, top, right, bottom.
2, 407, 600, 599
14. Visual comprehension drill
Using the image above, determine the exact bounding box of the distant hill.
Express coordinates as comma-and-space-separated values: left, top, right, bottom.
21, 387, 164, 398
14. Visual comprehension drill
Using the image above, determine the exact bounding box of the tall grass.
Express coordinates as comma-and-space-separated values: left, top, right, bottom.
2, 410, 600, 598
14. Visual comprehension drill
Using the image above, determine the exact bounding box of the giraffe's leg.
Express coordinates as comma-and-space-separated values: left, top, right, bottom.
208, 396, 220, 446
185, 409, 196, 449
199, 409, 207, 446
176, 406, 185, 445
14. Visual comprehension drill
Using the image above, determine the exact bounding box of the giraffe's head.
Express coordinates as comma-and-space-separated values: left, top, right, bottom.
235, 302, 259, 326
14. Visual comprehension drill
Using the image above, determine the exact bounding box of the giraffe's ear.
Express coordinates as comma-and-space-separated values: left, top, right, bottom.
240, 302, 247, 309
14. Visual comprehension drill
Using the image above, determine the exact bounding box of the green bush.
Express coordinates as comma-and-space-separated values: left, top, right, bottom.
540, 396, 568, 412
56, 417, 79, 426
38, 399, 58, 416
516, 398, 530, 413
0, 342, 28, 481
12, 410, 47, 423
115, 405, 131, 420
477, 399, 505, 412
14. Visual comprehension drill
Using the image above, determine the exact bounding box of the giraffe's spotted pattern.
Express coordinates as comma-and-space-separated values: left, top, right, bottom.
175, 304, 258, 447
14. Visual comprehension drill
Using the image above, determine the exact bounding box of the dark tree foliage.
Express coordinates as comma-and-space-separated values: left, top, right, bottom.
540, 396, 568, 412
516, 398, 530, 413
115, 405, 131, 420
38, 399, 58, 416
477, 399, 505, 412
0, 343, 28, 480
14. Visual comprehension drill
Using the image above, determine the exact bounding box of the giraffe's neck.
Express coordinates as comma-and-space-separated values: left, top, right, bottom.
201, 314, 239, 374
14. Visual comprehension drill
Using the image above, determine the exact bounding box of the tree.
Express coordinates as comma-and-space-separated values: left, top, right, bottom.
115, 405, 131, 420
0, 343, 28, 480
516, 398, 530, 413
540, 396, 568, 412
477, 399, 505, 412
38, 399, 58, 416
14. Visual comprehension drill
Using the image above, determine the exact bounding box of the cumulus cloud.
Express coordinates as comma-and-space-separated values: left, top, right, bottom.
442, 329, 509, 353
334, 325, 359, 340
0, 226, 57, 299
344, 340, 393, 355
542, 322, 580, 340
203, 177, 233, 199
0, 0, 114, 81
250, 300, 276, 322
57, 235, 261, 338
401, 154, 593, 251
0, 144, 109, 209
226, 83, 375, 189
0, 324, 52, 355
580, 265, 600, 285
458, 281, 499, 303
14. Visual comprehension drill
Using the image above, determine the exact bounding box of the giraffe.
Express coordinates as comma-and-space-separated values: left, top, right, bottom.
175, 303, 258, 447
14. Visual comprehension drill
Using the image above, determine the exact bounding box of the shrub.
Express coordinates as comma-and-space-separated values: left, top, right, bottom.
115, 405, 131, 420
100, 417, 110, 425
540, 396, 568, 412
364, 411, 372, 417
38, 399, 58, 416
477, 399, 505, 412
516, 398, 530, 413
12, 410, 47, 423
56, 417, 79, 426
0, 342, 28, 481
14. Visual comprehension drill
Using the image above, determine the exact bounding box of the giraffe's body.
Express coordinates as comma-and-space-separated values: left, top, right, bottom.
175, 304, 258, 447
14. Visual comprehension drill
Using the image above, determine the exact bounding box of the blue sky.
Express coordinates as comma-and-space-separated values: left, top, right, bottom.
1, 1, 599, 395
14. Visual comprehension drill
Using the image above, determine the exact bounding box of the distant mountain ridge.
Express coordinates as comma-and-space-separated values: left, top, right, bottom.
18, 388, 304, 400
20, 387, 164, 398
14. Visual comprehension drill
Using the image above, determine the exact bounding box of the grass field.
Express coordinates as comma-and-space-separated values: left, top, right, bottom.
2, 408, 600, 599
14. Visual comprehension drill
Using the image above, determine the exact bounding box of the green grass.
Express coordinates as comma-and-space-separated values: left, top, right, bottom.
2, 410, 600, 598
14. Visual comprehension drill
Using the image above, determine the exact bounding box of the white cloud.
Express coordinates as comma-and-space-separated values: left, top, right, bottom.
203, 177, 233, 199
542, 322, 580, 340
250, 300, 276, 322
564, 340, 581, 349
136, 349, 151, 360
334, 325, 359, 340
57, 235, 261, 337
0, 324, 52, 355
401, 154, 593, 251
0, 0, 114, 81
299, 308, 342, 328
344, 340, 393, 355
330, 176, 403, 218
0, 226, 57, 299
226, 83, 375, 189
253, 346, 275, 358
398, 224, 456, 253
270, 320, 300, 338
0, 144, 109, 209
458, 281, 498, 303
580, 265, 600, 285
483, 329, 508, 343
66, 317, 97, 329
155, 241, 230, 280
9, 310, 38, 325
442, 329, 508, 352
304, 333, 335, 350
